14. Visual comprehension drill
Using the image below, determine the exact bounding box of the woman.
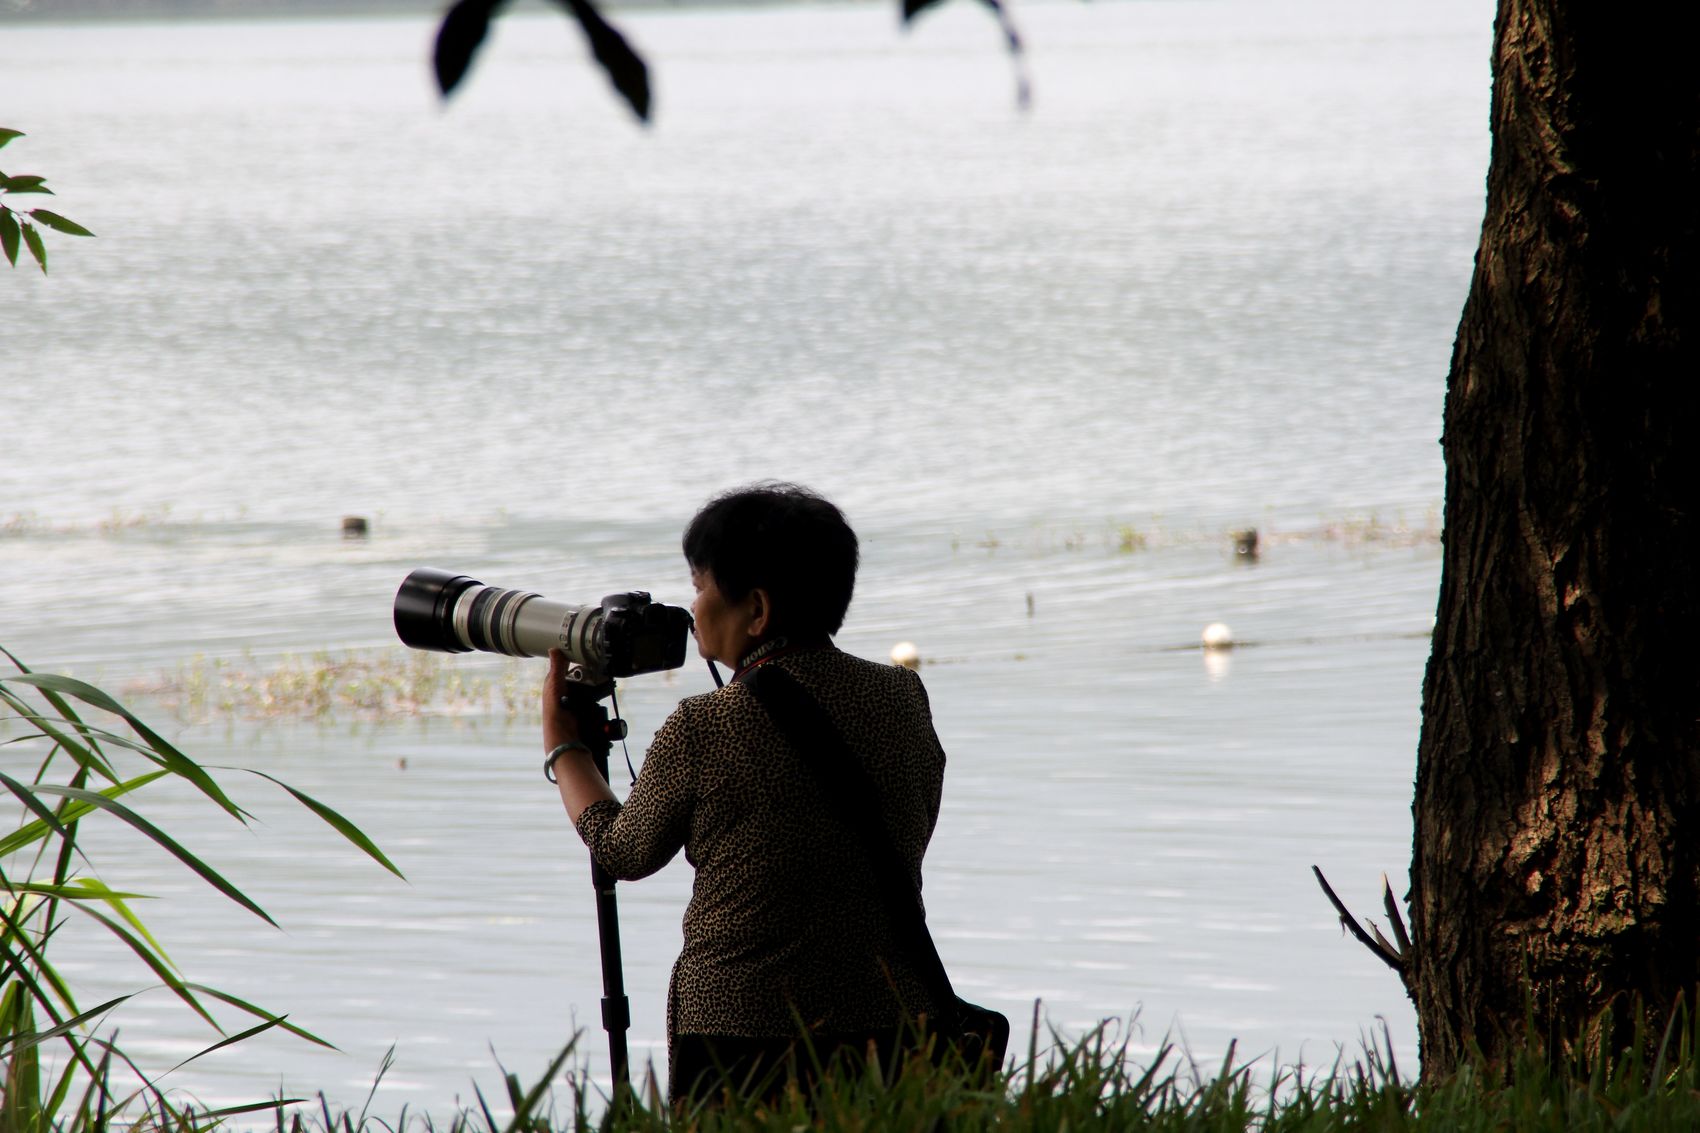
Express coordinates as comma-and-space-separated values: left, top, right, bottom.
542, 483, 949, 1103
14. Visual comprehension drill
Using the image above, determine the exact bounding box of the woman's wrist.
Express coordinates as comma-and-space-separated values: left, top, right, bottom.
544, 740, 593, 782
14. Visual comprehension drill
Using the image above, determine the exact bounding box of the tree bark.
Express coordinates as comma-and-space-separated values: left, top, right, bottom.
1409, 0, 1700, 1078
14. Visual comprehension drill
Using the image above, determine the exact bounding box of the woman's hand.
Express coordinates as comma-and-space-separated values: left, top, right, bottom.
542, 648, 582, 752
542, 649, 616, 822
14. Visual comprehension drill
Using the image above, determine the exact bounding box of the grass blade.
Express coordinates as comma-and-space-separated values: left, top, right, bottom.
8, 671, 251, 822
0, 994, 130, 1058
68, 903, 220, 1030
0, 896, 82, 1017
199, 1097, 312, 1120
184, 983, 338, 1050
165, 1013, 292, 1075
503, 1039, 579, 1133
0, 684, 119, 786
0, 771, 168, 859
32, 784, 276, 926
244, 768, 405, 879
15, 878, 175, 971
0, 768, 74, 841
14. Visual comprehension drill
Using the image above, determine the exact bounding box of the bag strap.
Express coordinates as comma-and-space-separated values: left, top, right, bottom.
738, 662, 959, 1010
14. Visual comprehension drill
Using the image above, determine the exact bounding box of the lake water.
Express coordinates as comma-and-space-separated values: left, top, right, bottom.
1, 0, 1489, 1114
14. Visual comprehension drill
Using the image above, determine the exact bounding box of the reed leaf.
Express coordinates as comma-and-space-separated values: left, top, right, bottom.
0, 643, 119, 775
471, 1080, 500, 1132
242, 768, 406, 879
3, 647, 407, 1130
3, 708, 189, 762
0, 978, 111, 1109
0, 942, 72, 1047
0, 767, 73, 840
0, 683, 119, 786
12, 878, 152, 903
0, 770, 169, 859
30, 784, 277, 926
0, 993, 129, 1058
6, 671, 250, 821
0, 893, 82, 1016
66, 902, 220, 1029
16, 876, 176, 968
200, 1096, 312, 1121
344, 1042, 398, 1133
183, 982, 338, 1049
165, 1012, 294, 1075
42, 1045, 90, 1133
80, 1031, 185, 1126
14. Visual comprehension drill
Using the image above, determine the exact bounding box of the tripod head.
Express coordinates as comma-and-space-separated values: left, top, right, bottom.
557, 662, 628, 765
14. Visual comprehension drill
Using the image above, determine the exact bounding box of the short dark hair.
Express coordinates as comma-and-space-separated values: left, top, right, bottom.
682, 483, 859, 638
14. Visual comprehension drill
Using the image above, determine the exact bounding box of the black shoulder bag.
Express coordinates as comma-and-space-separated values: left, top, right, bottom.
740, 663, 1011, 1072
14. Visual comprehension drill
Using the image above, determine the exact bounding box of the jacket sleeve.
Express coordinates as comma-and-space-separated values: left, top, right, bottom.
573, 698, 700, 880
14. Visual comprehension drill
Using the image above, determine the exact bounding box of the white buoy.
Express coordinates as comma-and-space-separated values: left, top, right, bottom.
1201, 622, 1235, 650
890, 641, 921, 670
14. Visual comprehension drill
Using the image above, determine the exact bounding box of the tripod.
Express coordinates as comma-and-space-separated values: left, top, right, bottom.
557, 663, 633, 1094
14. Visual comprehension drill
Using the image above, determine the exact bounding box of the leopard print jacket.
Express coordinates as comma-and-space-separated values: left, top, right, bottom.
575, 644, 947, 1042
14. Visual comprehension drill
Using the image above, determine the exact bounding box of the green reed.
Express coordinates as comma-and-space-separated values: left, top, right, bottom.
0, 646, 403, 1132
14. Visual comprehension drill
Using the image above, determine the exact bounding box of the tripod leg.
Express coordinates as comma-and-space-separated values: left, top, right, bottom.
558, 672, 633, 1098
592, 856, 631, 1089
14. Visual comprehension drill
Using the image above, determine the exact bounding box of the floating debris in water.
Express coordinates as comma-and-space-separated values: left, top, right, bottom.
125, 649, 533, 723
950, 510, 1439, 557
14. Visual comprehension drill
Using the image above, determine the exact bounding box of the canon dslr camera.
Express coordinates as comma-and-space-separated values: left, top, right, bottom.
393, 567, 692, 679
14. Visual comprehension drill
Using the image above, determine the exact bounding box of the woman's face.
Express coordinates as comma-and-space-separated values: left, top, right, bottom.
690, 567, 763, 668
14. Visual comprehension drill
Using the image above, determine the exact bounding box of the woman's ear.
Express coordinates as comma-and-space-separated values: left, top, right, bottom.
745, 587, 774, 638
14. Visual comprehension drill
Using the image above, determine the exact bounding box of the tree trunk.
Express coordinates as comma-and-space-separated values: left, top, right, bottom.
1409, 0, 1700, 1078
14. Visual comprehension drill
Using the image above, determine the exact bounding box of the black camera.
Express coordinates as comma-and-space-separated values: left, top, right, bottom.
393, 567, 693, 679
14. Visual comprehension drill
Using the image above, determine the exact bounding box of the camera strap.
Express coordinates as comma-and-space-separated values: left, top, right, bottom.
736, 662, 959, 1012
707, 635, 824, 689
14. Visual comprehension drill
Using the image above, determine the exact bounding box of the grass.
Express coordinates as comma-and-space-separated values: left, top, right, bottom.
85, 1005, 1700, 1133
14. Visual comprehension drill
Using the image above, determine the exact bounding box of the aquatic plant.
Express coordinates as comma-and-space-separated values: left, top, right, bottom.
0, 646, 403, 1129
1117, 523, 1148, 553
0, 505, 179, 539
954, 514, 1442, 558
127, 649, 535, 724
